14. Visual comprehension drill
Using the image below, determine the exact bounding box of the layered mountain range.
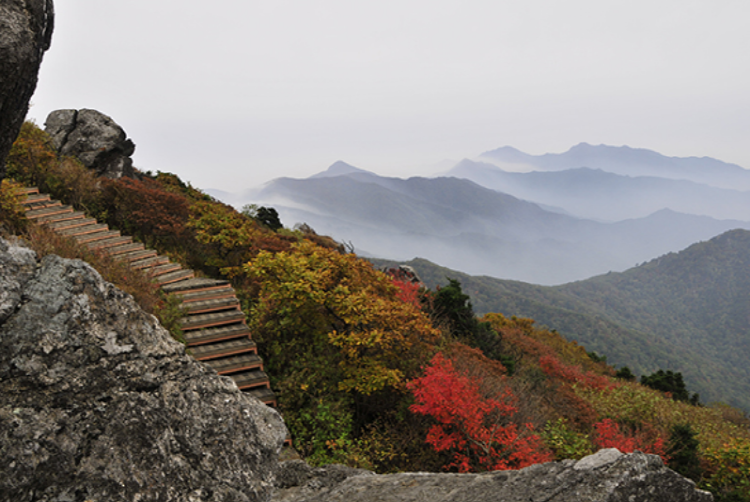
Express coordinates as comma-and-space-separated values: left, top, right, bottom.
235, 144, 750, 285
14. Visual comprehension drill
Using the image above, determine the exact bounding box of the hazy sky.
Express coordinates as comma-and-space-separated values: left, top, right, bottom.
29, 0, 750, 192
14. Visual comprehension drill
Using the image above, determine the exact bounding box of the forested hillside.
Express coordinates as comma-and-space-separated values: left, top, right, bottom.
3, 122, 750, 502
373, 231, 750, 410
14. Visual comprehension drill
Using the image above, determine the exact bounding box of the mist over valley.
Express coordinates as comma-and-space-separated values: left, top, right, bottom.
219, 144, 750, 286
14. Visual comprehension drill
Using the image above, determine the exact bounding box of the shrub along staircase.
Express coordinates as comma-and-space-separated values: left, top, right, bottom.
20, 186, 277, 407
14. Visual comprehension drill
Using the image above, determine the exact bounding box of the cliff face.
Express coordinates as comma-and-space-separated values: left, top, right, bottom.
0, 237, 287, 502
0, 0, 54, 178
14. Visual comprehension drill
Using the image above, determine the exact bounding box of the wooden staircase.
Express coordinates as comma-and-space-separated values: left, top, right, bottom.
20, 187, 277, 407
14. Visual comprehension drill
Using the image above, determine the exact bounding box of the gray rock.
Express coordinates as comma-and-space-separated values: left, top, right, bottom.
44, 108, 137, 178
271, 450, 712, 502
272, 460, 373, 502
0, 0, 54, 179
0, 238, 288, 502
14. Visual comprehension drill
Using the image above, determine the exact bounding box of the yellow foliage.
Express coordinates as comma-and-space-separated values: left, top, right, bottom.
0, 179, 28, 235
245, 240, 439, 395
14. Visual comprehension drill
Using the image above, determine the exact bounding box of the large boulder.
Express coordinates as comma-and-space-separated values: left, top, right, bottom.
44, 108, 137, 178
0, 0, 54, 179
0, 237, 287, 502
271, 449, 712, 502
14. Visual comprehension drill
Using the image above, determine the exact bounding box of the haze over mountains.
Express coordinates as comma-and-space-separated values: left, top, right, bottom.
230, 143, 750, 285
479, 143, 750, 191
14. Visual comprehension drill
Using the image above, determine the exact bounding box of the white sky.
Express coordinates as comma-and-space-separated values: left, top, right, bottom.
29, 0, 750, 192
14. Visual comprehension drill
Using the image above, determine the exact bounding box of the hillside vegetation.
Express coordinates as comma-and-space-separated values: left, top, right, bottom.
3, 122, 750, 502
374, 232, 750, 412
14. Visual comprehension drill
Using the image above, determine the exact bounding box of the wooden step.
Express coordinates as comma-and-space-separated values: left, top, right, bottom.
34, 209, 85, 224
147, 262, 180, 274
183, 324, 252, 346
190, 337, 257, 360
161, 277, 230, 294
130, 255, 170, 270
245, 387, 277, 406
45, 216, 94, 231
58, 222, 109, 237
204, 353, 264, 375
183, 297, 240, 315
74, 229, 120, 244
20, 186, 39, 195
115, 247, 154, 261
230, 369, 270, 390
176, 285, 236, 304
24, 199, 62, 211
180, 310, 245, 331
25, 204, 72, 219
22, 193, 51, 205
153, 269, 195, 286
87, 235, 133, 251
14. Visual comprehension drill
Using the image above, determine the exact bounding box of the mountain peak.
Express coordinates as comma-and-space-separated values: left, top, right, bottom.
310, 161, 372, 179
478, 146, 532, 163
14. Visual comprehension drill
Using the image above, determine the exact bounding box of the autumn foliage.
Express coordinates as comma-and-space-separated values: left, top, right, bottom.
8, 122, 750, 499
408, 351, 552, 472
593, 418, 668, 461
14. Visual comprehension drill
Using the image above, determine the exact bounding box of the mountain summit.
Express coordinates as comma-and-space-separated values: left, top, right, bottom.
309, 160, 374, 179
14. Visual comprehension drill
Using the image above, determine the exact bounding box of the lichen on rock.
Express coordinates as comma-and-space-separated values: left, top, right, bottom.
0, 238, 287, 502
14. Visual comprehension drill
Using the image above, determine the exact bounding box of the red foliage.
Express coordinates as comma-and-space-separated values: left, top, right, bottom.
539, 354, 613, 391
593, 418, 668, 462
102, 177, 190, 242
407, 352, 552, 472
391, 277, 421, 308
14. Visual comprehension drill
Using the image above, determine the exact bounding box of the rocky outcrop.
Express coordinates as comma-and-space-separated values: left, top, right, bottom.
0, 0, 54, 179
271, 449, 712, 502
44, 109, 137, 179
0, 237, 287, 502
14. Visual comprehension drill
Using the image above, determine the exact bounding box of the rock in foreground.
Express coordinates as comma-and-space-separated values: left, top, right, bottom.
272, 449, 712, 502
0, 238, 287, 502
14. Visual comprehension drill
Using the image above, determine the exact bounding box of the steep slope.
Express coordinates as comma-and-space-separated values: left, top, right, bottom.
255, 168, 750, 285
479, 143, 750, 190
446, 159, 750, 222
372, 229, 750, 410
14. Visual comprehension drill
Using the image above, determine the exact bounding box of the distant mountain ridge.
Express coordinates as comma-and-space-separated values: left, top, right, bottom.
445, 159, 750, 222
372, 229, 750, 411
254, 163, 750, 284
479, 142, 750, 191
